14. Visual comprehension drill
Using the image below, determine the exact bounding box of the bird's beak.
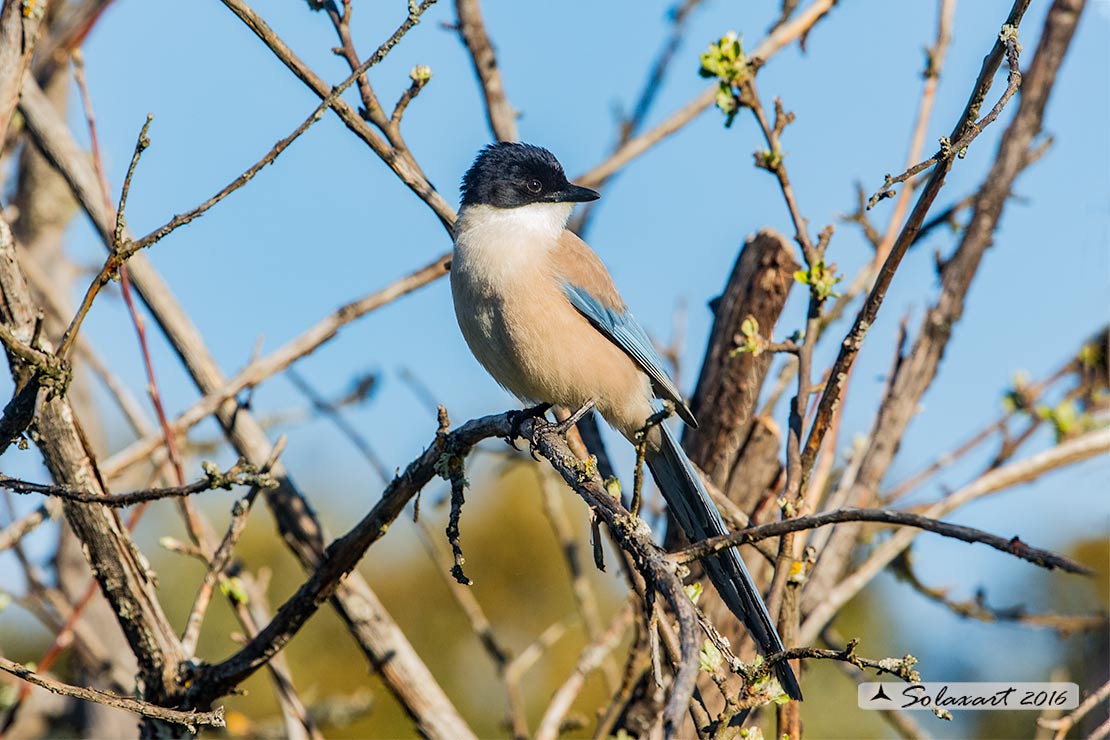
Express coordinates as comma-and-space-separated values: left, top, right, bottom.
553, 183, 601, 203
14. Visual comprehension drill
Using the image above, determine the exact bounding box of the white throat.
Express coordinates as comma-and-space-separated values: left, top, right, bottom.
453, 202, 572, 282
456, 202, 572, 242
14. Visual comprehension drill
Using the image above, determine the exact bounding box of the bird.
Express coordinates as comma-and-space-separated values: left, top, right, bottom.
449, 141, 802, 702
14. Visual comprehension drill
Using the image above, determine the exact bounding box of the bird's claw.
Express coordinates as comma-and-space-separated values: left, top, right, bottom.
504, 403, 552, 450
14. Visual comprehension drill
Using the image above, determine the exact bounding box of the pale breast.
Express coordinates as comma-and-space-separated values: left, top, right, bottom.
451, 221, 652, 431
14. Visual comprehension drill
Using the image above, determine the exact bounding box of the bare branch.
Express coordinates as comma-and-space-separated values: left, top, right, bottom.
818, 628, 933, 740
765, 639, 921, 685
801, 0, 1036, 479
800, 422, 1109, 645
0, 216, 186, 728
131, 2, 439, 256
180, 439, 286, 656
454, 0, 517, 141
189, 411, 517, 701
191, 411, 702, 734
892, 553, 1107, 636
1038, 680, 1110, 738
0, 320, 67, 383
53, 112, 149, 361
576, 0, 838, 188
869, 23, 1023, 208
0, 0, 46, 140
0, 654, 225, 731
0, 460, 275, 508
801, 0, 1083, 619
0, 500, 58, 553
534, 604, 634, 740
535, 467, 618, 688
390, 65, 432, 125
675, 506, 1092, 575
220, 0, 455, 231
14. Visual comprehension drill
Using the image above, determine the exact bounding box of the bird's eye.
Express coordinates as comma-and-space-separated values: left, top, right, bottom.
526, 179, 543, 194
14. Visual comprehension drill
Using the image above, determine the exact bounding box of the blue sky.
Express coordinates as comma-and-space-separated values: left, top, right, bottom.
1, 0, 1107, 733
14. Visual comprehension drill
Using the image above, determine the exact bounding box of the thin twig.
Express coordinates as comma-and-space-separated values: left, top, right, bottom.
818, 628, 933, 740
0, 654, 224, 730
411, 519, 528, 735
868, 25, 1024, 208
285, 368, 391, 482
321, 0, 388, 128
892, 552, 1107, 636
180, 438, 286, 656
1038, 680, 1110, 738
454, 0, 517, 141
0, 500, 58, 553
882, 362, 1069, 503
0, 460, 274, 507
390, 67, 432, 125
534, 604, 635, 740
676, 507, 1091, 573
54, 114, 150, 361
763, 640, 921, 684
68, 59, 209, 555
576, 0, 838, 188
535, 468, 618, 690
511, 624, 578, 691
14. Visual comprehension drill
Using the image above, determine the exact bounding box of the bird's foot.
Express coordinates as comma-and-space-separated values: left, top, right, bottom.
505, 403, 552, 451
549, 399, 597, 436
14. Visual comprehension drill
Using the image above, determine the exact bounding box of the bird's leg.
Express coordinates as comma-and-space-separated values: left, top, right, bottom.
550, 399, 597, 436
506, 402, 552, 448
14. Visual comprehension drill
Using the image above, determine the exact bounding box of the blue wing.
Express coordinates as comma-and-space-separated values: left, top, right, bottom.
564, 283, 696, 427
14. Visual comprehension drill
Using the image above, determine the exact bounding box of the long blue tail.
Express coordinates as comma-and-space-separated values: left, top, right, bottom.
645, 423, 803, 701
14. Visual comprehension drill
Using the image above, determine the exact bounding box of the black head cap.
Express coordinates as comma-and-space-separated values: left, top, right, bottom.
460, 142, 601, 209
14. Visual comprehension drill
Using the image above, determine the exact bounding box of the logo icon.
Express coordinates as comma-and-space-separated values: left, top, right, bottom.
870, 684, 892, 702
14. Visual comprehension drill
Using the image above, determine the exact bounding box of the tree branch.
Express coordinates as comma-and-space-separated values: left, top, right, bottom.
534, 604, 635, 740
0, 459, 273, 507
0, 500, 58, 553
0, 207, 186, 723
800, 421, 1108, 645
800, 0, 1034, 479
454, 0, 517, 141
1038, 680, 1110, 738
576, 0, 838, 188
191, 411, 702, 735
220, 0, 455, 231
891, 552, 1107, 636
0, 655, 225, 731
674, 506, 1092, 574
